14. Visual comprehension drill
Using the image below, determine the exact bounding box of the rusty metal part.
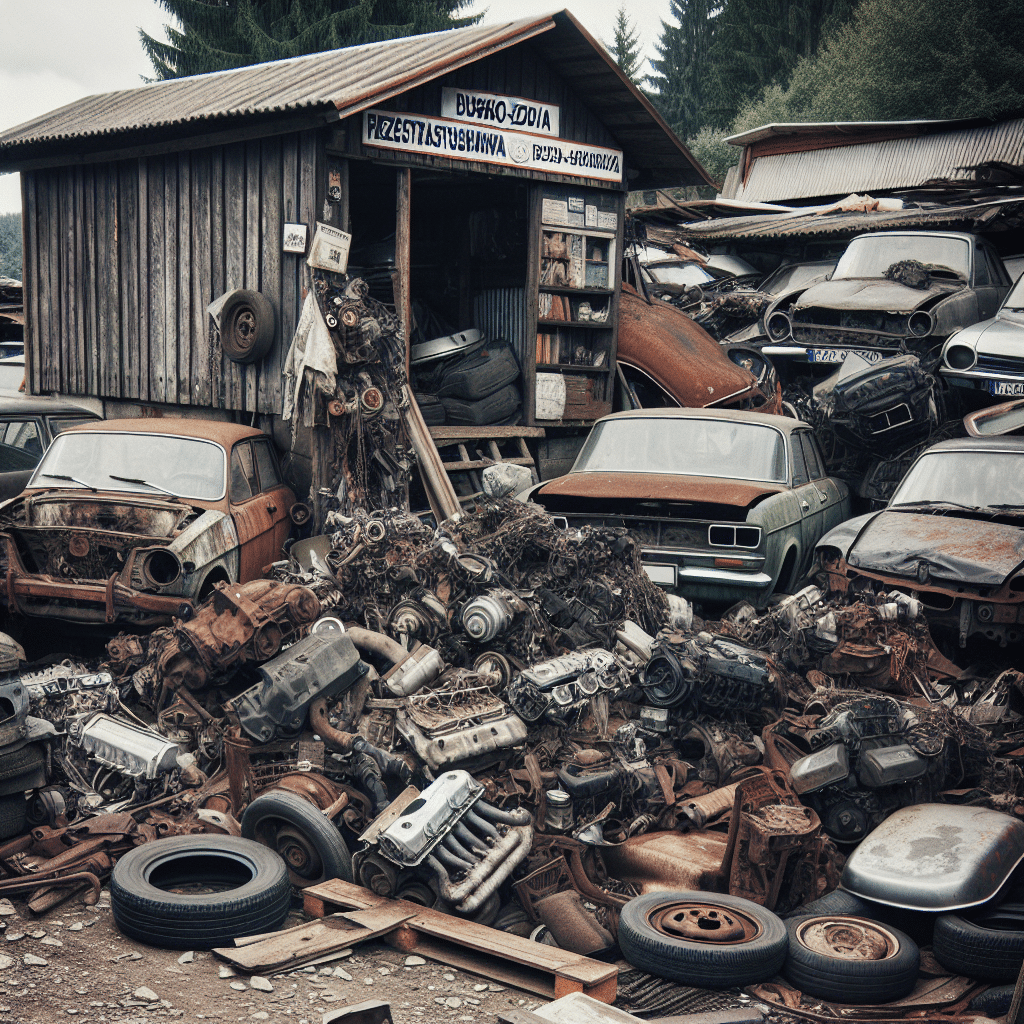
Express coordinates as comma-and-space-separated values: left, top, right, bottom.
793, 916, 897, 960
603, 831, 729, 895
649, 898, 763, 943
156, 580, 321, 693
533, 889, 614, 954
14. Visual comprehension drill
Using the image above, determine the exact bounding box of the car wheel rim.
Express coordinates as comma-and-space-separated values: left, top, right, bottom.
261, 823, 324, 881
796, 918, 898, 960
648, 901, 762, 944
231, 309, 257, 353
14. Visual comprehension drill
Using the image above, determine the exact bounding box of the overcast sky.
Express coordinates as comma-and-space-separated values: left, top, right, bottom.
0, 0, 672, 215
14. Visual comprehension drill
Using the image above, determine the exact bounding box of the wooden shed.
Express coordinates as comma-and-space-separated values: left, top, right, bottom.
0, 11, 711, 453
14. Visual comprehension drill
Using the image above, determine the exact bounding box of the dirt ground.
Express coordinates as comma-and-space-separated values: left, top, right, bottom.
0, 887, 544, 1024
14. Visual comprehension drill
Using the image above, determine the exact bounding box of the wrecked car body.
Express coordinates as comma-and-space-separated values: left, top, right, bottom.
768, 232, 1011, 367
817, 436, 1024, 645
528, 409, 849, 605
0, 419, 296, 627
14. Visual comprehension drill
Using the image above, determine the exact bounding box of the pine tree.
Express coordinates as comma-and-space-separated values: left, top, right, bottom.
647, 0, 722, 140
141, 0, 482, 80
608, 6, 643, 84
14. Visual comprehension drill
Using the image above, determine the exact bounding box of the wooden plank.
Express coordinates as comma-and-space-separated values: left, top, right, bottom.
524, 182, 543, 426
258, 135, 282, 414
21, 173, 38, 394
301, 880, 616, 1001
395, 169, 412, 377
71, 165, 86, 395
120, 160, 141, 400
136, 159, 149, 401
59, 171, 74, 394
162, 155, 179, 406
223, 142, 246, 410
191, 148, 212, 407
212, 905, 414, 973
95, 166, 112, 399
83, 166, 99, 396
209, 146, 226, 408
279, 135, 299, 417
429, 426, 546, 440
147, 157, 166, 403
244, 138, 261, 412
176, 150, 192, 405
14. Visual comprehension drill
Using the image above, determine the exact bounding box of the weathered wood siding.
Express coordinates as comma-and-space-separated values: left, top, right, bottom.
22, 129, 319, 413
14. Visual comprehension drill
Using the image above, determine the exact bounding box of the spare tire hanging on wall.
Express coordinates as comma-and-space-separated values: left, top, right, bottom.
217, 289, 275, 364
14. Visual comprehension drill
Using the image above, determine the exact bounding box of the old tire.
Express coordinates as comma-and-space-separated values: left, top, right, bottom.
933, 903, 1024, 981
241, 790, 353, 888
617, 890, 788, 988
0, 793, 26, 839
786, 889, 877, 919
783, 915, 919, 1003
110, 835, 290, 949
220, 289, 274, 364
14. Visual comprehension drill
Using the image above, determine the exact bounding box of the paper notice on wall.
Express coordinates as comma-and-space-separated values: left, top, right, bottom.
542, 198, 569, 226
535, 372, 567, 421
306, 221, 352, 273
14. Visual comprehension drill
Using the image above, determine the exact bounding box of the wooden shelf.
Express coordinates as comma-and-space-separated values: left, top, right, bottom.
536, 363, 611, 373
538, 285, 613, 296
536, 318, 612, 329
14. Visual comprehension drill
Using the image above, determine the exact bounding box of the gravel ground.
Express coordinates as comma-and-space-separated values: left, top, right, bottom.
0, 891, 543, 1024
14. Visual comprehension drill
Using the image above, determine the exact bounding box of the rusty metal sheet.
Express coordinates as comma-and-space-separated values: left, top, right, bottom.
537, 471, 786, 506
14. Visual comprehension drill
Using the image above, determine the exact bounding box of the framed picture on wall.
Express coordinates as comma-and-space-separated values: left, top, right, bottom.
282, 223, 308, 254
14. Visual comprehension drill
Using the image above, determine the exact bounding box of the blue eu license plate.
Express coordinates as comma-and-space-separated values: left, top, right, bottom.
807, 348, 884, 364
990, 380, 1024, 397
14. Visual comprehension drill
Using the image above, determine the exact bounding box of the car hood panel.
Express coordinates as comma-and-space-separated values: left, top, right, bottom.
538, 472, 785, 507
957, 311, 1024, 354
794, 278, 955, 314
9, 494, 194, 537
848, 510, 1024, 586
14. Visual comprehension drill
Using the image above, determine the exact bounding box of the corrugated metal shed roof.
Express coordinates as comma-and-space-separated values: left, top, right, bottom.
724, 119, 973, 147
0, 11, 712, 187
726, 119, 1024, 203
674, 197, 1024, 242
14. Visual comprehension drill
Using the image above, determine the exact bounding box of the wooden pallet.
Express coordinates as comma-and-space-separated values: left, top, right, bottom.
303, 878, 617, 1003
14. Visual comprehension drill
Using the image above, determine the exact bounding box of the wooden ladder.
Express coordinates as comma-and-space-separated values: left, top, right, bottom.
429, 426, 545, 504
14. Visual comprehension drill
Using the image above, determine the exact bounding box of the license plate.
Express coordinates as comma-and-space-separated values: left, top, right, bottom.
807, 348, 884, 364
644, 563, 677, 586
990, 380, 1024, 397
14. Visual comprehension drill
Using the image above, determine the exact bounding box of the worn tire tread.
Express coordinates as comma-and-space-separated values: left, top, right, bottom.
933, 910, 1024, 981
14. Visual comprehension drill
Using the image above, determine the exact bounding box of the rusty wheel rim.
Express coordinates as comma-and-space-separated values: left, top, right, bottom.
795, 917, 899, 961
230, 307, 257, 354
648, 900, 763, 944
259, 823, 324, 883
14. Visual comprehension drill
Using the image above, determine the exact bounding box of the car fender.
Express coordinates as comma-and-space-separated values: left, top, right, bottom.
749, 491, 803, 587
815, 512, 876, 560
167, 510, 241, 597
931, 290, 979, 339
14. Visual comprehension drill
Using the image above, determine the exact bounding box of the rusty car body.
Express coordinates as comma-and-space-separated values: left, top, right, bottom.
941, 271, 1024, 399
765, 232, 1011, 368
615, 285, 781, 414
527, 408, 849, 605
0, 419, 295, 627
816, 436, 1024, 646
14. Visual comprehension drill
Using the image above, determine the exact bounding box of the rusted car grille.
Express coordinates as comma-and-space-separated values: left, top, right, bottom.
20, 531, 141, 581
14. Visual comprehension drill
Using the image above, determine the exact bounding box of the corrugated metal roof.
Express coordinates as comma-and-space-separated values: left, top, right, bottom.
724, 119, 973, 147
674, 197, 1024, 242
0, 18, 550, 150
727, 119, 1024, 203
0, 11, 713, 187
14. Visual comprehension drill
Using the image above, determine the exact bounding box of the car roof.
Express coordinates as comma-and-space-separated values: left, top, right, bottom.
0, 394, 99, 416
849, 230, 977, 244
594, 407, 808, 433
59, 417, 265, 444
922, 436, 1024, 455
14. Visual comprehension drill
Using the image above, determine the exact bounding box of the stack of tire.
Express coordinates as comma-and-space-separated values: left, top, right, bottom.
616, 890, 920, 1004
0, 675, 48, 841
414, 339, 522, 427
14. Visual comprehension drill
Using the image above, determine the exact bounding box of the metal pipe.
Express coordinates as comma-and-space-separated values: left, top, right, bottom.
473, 800, 532, 827
453, 821, 489, 856
456, 825, 532, 914
345, 626, 409, 668
433, 843, 473, 873
441, 832, 479, 866
432, 826, 524, 908
461, 807, 499, 843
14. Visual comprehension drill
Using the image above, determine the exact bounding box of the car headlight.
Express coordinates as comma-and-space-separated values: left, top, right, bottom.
140, 548, 182, 588
944, 343, 976, 370
766, 310, 792, 341
907, 311, 933, 337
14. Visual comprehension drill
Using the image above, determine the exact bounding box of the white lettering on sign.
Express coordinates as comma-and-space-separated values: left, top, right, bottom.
442, 87, 559, 136
362, 110, 622, 184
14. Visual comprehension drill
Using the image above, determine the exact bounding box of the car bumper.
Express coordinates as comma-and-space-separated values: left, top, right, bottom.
642, 547, 774, 603
940, 367, 1024, 397
0, 536, 194, 626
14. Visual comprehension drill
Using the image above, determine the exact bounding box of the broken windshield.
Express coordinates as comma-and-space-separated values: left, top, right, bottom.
29, 432, 227, 500
833, 235, 970, 281
890, 450, 1024, 512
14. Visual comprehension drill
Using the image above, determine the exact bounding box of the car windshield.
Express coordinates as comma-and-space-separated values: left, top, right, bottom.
1003, 274, 1024, 311
645, 263, 716, 287
29, 432, 227, 500
890, 450, 1024, 510
833, 235, 970, 281
572, 417, 788, 483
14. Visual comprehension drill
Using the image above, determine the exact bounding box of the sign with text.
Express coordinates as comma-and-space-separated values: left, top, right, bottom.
362, 110, 623, 184
441, 87, 559, 136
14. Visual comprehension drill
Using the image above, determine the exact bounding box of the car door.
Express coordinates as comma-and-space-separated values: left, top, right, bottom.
229, 439, 292, 580
252, 436, 294, 553
791, 430, 833, 575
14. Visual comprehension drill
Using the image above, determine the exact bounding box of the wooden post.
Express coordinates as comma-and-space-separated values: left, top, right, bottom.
395, 169, 412, 379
